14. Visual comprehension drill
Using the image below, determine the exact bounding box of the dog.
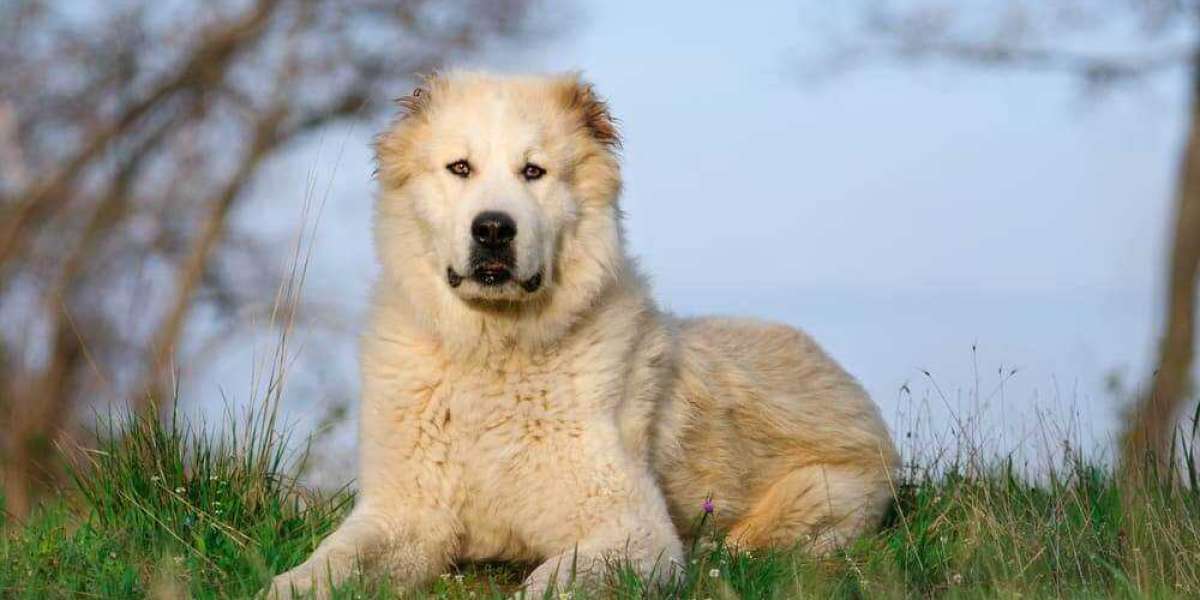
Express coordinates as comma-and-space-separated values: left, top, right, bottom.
270, 71, 899, 598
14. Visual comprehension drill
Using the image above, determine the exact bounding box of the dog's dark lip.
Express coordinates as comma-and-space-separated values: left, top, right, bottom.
520, 272, 542, 293
472, 265, 512, 286
449, 265, 543, 293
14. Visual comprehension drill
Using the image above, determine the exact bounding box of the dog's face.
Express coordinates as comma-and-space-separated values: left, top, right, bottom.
376, 72, 621, 306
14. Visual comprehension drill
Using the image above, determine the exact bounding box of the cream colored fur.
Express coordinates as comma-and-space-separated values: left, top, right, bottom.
270, 72, 899, 598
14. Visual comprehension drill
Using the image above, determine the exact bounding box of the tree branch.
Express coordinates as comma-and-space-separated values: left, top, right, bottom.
0, 0, 281, 276
138, 106, 287, 412
885, 39, 1195, 82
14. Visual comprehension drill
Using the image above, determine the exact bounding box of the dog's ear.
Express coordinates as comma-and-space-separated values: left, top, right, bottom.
376, 73, 443, 185
558, 74, 620, 149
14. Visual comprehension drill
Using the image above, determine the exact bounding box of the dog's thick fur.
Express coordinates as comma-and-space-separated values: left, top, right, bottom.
271, 72, 898, 598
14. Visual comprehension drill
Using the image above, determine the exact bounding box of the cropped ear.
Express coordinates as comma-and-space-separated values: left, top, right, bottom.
393, 72, 441, 121
394, 86, 431, 119
393, 69, 451, 122
558, 74, 620, 149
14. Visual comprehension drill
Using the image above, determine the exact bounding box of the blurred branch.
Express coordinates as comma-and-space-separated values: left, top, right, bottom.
882, 40, 1194, 83
142, 106, 285, 412
820, 1, 1199, 89
0, 0, 279, 279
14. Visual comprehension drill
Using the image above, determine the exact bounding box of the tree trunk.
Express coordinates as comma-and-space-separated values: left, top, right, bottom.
1120, 59, 1200, 482
2, 323, 82, 520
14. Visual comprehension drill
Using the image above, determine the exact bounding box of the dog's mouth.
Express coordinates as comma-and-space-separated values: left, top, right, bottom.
447, 245, 543, 295
446, 265, 542, 293
473, 259, 513, 286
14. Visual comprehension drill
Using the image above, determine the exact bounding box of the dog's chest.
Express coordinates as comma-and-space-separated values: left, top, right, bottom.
434, 359, 598, 559
442, 360, 584, 461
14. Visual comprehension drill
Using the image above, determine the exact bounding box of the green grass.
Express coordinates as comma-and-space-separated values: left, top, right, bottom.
3, 404, 1200, 599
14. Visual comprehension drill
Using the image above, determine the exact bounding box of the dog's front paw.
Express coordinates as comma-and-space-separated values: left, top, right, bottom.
517, 570, 554, 599
519, 554, 594, 599
520, 561, 566, 599
268, 564, 327, 600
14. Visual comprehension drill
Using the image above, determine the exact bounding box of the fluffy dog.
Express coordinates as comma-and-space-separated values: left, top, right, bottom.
271, 71, 898, 598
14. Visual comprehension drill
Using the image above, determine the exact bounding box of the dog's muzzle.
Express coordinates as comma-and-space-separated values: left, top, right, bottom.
446, 211, 542, 293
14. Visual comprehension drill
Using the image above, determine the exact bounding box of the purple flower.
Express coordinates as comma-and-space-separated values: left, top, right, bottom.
702, 498, 714, 514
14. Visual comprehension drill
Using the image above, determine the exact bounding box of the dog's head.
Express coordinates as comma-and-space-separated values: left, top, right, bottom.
375, 72, 622, 309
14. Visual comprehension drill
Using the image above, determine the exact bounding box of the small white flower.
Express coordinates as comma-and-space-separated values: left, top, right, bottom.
708, 568, 720, 579
109, 552, 117, 560
439, 573, 450, 581
454, 574, 464, 584
174, 487, 185, 494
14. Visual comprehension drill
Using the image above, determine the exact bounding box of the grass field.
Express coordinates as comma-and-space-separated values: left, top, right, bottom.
3, 400, 1200, 599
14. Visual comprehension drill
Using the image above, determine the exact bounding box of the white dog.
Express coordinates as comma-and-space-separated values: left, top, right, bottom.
271, 71, 898, 598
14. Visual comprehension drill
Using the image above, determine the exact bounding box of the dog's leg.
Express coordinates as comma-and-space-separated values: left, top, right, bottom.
268, 506, 389, 599
268, 503, 454, 599
726, 464, 893, 553
270, 366, 458, 597
518, 454, 684, 597
522, 532, 680, 598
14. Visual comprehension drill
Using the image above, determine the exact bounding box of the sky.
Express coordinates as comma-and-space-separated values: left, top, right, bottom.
197, 0, 1191, 480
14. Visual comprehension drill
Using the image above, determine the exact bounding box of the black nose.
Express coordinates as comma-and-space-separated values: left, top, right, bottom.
471, 211, 516, 248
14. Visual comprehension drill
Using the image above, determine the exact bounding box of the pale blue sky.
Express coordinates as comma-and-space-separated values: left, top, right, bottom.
204, 1, 1190, 475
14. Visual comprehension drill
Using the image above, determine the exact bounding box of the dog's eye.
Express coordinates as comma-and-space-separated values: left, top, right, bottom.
522, 163, 546, 181
446, 160, 471, 178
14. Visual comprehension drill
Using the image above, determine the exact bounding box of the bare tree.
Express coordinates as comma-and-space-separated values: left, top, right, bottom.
821, 1, 1198, 481
0, 0, 549, 519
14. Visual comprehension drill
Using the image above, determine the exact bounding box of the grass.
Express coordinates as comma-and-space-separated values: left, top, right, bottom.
3, 402, 1200, 599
